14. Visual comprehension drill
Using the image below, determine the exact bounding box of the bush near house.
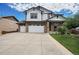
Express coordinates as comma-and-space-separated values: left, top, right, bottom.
58, 26, 67, 34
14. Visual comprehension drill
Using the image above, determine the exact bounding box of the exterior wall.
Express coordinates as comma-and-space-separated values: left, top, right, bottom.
26, 22, 28, 32
26, 9, 42, 21
39, 8, 50, 21
0, 30, 2, 35
26, 8, 49, 21
47, 22, 49, 32
44, 22, 47, 33
0, 18, 18, 35
42, 14, 48, 21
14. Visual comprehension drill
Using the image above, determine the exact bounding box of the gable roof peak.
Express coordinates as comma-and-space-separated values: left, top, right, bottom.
25, 5, 53, 13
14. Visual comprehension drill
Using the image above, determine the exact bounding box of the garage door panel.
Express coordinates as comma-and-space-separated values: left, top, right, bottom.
20, 26, 26, 32
28, 26, 44, 32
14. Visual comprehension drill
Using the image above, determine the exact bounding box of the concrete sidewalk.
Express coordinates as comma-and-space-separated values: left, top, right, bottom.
0, 33, 73, 55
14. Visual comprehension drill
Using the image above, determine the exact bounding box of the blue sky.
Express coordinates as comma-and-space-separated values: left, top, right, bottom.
0, 3, 25, 21
0, 3, 79, 21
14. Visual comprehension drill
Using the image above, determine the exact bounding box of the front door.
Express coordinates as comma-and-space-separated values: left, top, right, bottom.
49, 22, 51, 31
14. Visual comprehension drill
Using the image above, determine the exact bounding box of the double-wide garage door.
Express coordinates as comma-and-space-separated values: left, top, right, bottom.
28, 26, 44, 33
20, 25, 44, 33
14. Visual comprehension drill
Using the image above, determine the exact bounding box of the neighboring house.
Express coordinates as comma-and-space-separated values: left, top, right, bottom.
0, 16, 19, 35
19, 6, 65, 33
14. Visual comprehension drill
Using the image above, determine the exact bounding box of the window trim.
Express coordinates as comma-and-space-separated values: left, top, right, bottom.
30, 13, 37, 19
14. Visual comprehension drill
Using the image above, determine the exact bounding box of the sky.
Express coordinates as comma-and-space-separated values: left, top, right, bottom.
0, 3, 25, 21
0, 3, 79, 21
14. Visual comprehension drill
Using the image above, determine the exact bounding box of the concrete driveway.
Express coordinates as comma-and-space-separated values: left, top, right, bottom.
0, 33, 72, 55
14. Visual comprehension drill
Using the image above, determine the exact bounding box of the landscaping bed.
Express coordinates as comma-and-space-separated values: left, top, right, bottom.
51, 34, 79, 55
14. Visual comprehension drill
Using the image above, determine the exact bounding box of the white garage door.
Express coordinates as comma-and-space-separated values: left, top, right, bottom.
28, 26, 44, 32
20, 26, 26, 32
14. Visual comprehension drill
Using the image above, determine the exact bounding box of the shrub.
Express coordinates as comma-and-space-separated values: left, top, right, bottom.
58, 26, 67, 34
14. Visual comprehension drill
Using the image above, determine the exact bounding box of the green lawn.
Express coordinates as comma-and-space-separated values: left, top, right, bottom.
51, 34, 79, 55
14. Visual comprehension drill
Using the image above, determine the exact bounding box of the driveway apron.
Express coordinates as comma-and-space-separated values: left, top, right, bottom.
0, 33, 72, 55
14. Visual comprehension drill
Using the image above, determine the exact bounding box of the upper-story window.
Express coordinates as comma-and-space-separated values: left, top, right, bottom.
30, 13, 37, 19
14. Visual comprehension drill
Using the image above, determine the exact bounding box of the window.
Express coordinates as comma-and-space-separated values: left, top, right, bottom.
54, 26, 57, 31
30, 13, 37, 19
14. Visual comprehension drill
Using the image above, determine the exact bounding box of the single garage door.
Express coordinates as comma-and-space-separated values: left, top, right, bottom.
28, 26, 44, 33
20, 26, 26, 32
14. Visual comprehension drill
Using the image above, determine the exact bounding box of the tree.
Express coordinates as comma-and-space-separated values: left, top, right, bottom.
64, 12, 79, 29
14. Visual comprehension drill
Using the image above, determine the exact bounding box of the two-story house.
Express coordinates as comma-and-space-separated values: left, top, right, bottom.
19, 6, 65, 33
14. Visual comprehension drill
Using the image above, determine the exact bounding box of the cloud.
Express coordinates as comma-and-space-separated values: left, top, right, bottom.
8, 3, 37, 11
40, 3, 79, 14
8, 3, 79, 15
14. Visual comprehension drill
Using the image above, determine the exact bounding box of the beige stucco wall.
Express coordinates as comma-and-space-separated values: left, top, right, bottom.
0, 30, 2, 35
0, 18, 18, 35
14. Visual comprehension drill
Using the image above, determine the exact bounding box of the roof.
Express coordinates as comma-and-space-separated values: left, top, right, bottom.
47, 14, 66, 22
0, 16, 19, 22
49, 14, 65, 19
24, 6, 53, 14
17, 21, 26, 25
37, 6, 53, 13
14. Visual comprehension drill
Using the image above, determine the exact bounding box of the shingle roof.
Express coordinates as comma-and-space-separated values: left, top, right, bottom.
0, 16, 19, 22
24, 6, 54, 14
